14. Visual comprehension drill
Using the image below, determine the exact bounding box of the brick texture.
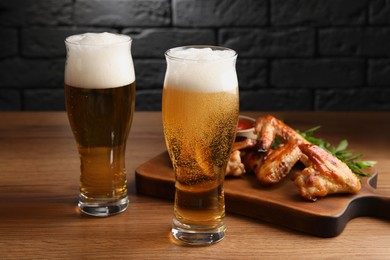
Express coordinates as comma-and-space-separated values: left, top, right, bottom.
368, 59, 390, 86
22, 27, 117, 58
0, 0, 389, 111
240, 89, 313, 110
370, 0, 390, 24
0, 28, 18, 58
220, 28, 314, 58
135, 89, 162, 110
0, 58, 64, 88
124, 28, 216, 58
237, 59, 268, 89
316, 89, 390, 111
271, 0, 368, 26
173, 0, 267, 27
271, 59, 365, 87
133, 59, 166, 90
0, 89, 21, 110
23, 89, 65, 111
0, 0, 72, 26
75, 0, 170, 27
319, 28, 390, 57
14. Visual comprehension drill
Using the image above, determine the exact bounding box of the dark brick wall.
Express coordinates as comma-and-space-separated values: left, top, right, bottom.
1, 0, 390, 111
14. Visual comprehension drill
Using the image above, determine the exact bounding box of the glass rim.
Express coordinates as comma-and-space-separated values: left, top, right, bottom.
165, 45, 237, 62
64, 33, 132, 46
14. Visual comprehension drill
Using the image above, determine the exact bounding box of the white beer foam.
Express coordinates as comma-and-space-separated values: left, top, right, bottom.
164, 47, 238, 93
65, 32, 135, 89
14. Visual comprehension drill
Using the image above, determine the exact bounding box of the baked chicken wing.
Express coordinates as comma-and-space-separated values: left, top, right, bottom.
250, 114, 361, 200
256, 141, 302, 185
294, 144, 361, 201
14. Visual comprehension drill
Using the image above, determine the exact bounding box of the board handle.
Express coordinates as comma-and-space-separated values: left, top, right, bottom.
355, 193, 390, 219
354, 172, 390, 220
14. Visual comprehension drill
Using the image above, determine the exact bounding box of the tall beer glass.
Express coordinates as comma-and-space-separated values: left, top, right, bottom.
162, 46, 239, 245
64, 32, 136, 217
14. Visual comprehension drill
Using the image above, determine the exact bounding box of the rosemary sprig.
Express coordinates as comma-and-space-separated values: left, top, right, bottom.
298, 126, 376, 178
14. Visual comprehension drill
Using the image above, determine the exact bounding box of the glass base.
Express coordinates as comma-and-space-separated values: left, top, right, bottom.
78, 195, 129, 217
171, 217, 226, 246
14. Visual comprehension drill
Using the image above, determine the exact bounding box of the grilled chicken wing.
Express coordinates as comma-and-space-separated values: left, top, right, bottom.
256, 141, 302, 185
254, 115, 308, 151
230, 115, 363, 201
232, 138, 257, 152
294, 144, 361, 201
241, 149, 266, 174
254, 115, 278, 151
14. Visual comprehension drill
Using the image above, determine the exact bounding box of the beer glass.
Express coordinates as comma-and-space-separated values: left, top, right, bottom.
162, 46, 239, 245
64, 32, 136, 217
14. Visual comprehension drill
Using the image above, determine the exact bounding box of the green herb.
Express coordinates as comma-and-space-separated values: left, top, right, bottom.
298, 126, 376, 178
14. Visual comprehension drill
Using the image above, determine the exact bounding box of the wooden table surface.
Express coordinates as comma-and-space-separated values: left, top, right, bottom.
0, 111, 389, 259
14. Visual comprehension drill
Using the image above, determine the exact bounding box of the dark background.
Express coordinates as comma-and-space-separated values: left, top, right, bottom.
1, 0, 390, 111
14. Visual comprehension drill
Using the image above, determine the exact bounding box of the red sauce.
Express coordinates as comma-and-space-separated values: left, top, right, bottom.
237, 118, 254, 131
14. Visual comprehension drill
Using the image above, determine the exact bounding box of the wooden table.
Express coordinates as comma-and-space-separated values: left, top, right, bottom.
0, 112, 389, 259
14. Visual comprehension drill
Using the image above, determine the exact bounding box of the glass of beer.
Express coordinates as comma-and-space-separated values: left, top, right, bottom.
64, 32, 136, 217
162, 46, 239, 245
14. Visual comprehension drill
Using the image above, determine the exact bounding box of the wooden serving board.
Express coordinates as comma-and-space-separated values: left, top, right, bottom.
135, 152, 390, 237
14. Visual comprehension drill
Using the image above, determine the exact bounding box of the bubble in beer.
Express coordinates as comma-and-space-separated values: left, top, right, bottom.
164, 47, 238, 93
65, 32, 135, 89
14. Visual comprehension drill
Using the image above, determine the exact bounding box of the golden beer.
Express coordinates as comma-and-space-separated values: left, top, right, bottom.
162, 46, 239, 245
163, 88, 238, 226
64, 83, 135, 202
64, 32, 135, 216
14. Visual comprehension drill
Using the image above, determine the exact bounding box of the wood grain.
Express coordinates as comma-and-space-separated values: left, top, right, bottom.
0, 112, 389, 259
136, 152, 390, 237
